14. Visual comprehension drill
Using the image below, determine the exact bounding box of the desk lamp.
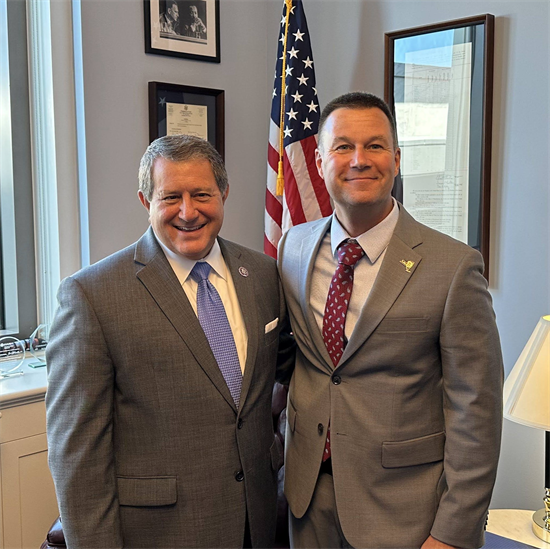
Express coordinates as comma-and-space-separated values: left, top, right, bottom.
503, 314, 550, 543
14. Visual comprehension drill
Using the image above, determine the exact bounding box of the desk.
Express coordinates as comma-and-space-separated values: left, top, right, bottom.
487, 509, 549, 548
0, 356, 59, 549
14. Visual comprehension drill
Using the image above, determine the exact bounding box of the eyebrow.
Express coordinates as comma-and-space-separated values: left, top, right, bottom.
331, 134, 390, 144
157, 189, 180, 196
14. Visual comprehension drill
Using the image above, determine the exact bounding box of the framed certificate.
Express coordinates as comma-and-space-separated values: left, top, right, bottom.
385, 15, 495, 280
148, 82, 224, 159
144, 0, 220, 63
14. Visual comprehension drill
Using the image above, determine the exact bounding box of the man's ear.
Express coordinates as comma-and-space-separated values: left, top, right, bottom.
394, 147, 401, 174
222, 184, 229, 204
315, 148, 324, 179
138, 190, 151, 212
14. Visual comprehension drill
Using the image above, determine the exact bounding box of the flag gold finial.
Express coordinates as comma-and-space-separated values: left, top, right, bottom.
276, 0, 293, 197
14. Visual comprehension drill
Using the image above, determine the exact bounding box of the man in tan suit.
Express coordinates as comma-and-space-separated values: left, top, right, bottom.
278, 92, 503, 549
46, 135, 293, 548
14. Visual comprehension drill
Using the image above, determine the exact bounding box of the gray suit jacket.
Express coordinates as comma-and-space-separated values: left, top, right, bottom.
46, 228, 293, 548
278, 205, 503, 549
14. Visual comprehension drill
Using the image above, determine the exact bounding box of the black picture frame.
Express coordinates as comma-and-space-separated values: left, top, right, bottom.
144, 0, 220, 63
149, 82, 225, 159
385, 15, 494, 280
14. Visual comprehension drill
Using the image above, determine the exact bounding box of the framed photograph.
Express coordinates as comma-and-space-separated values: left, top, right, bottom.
144, 0, 220, 63
149, 82, 225, 158
385, 15, 494, 279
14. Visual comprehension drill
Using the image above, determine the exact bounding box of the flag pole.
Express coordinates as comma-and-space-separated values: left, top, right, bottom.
276, 0, 293, 197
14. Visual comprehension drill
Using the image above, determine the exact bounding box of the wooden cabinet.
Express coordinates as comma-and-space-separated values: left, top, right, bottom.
0, 361, 59, 549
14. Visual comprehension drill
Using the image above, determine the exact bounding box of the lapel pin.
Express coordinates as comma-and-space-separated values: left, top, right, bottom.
238, 266, 249, 277
400, 260, 415, 273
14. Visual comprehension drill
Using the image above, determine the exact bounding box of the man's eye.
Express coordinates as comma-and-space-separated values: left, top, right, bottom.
335, 144, 352, 151
163, 195, 179, 201
195, 193, 211, 199
369, 144, 383, 150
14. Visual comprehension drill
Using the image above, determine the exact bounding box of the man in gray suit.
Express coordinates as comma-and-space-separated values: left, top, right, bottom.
278, 92, 503, 549
46, 135, 293, 548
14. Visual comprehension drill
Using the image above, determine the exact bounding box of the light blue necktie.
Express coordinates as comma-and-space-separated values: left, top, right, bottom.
190, 262, 242, 407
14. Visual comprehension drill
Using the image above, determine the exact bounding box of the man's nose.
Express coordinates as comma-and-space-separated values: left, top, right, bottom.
179, 197, 197, 219
350, 147, 371, 169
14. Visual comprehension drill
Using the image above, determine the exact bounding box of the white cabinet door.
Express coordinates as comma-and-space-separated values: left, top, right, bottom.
1, 433, 59, 549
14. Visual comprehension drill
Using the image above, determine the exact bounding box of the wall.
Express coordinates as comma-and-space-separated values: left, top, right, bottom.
82, 0, 273, 262
81, 0, 550, 510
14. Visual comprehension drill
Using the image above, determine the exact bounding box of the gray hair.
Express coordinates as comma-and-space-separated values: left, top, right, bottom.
138, 135, 228, 201
318, 91, 398, 150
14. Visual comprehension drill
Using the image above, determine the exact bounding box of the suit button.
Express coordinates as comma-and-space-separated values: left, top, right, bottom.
235, 471, 244, 482
318, 423, 324, 435
332, 375, 341, 385
237, 419, 243, 429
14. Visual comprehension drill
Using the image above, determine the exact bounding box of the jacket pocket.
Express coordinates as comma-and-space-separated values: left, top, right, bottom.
117, 476, 177, 506
381, 431, 445, 468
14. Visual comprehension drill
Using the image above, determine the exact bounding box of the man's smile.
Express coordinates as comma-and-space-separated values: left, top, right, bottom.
174, 223, 207, 232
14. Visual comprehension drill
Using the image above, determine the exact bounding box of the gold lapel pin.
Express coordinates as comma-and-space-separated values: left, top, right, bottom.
400, 260, 415, 273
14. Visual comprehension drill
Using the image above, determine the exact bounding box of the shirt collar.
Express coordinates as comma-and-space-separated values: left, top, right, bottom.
330, 198, 399, 264
153, 231, 227, 284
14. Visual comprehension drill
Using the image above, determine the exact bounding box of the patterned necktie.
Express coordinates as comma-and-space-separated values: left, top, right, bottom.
190, 262, 242, 407
321, 239, 365, 461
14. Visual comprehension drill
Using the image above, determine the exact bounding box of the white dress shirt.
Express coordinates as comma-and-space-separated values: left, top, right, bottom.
155, 234, 248, 373
310, 198, 399, 341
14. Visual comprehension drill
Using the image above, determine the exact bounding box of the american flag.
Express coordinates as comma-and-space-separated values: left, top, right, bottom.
264, 0, 332, 259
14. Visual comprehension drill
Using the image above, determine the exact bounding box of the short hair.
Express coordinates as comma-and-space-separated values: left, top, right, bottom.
138, 135, 227, 201
318, 91, 399, 149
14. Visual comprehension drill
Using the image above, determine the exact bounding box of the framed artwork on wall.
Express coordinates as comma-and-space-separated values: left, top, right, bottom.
385, 14, 495, 280
144, 0, 220, 63
149, 82, 225, 159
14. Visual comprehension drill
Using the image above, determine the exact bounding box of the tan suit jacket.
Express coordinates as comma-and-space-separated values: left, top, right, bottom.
278, 205, 503, 549
46, 229, 293, 548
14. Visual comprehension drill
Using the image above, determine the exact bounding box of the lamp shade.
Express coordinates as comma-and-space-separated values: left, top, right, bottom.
503, 315, 550, 430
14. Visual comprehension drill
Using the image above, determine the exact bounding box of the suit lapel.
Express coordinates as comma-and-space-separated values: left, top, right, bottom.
299, 217, 334, 371
135, 229, 236, 411
218, 238, 259, 411
339, 206, 423, 366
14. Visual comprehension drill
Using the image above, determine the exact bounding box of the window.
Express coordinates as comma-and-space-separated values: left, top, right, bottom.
0, 0, 38, 339
0, 0, 88, 340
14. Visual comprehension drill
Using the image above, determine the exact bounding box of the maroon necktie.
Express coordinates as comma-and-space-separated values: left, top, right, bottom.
321, 239, 365, 461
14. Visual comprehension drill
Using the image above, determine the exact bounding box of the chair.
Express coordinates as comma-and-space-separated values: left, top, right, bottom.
272, 382, 290, 548
40, 516, 65, 549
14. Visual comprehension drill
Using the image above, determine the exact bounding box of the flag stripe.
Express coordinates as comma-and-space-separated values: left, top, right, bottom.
300, 135, 333, 216
286, 140, 321, 222
283, 151, 307, 226
265, 186, 283, 224
264, 235, 278, 259
267, 143, 279, 175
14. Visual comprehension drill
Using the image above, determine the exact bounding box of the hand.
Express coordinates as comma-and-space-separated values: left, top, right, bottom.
420, 535, 461, 549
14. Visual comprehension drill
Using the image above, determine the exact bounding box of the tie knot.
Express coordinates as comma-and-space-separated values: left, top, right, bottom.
337, 239, 364, 267
190, 261, 212, 283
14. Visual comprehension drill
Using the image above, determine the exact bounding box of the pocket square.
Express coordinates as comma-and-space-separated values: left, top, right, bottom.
265, 318, 279, 334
